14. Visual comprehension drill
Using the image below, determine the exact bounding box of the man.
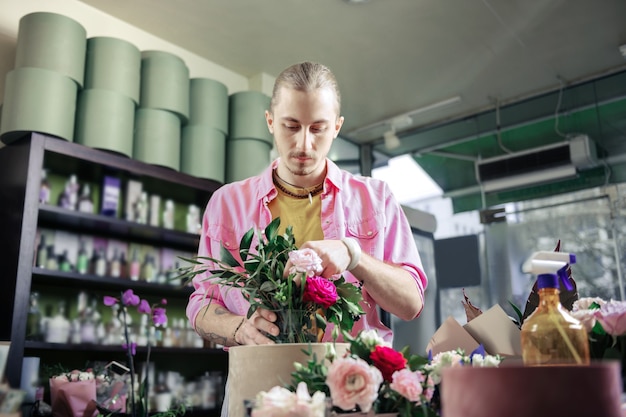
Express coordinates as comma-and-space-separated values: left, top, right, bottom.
186, 61, 427, 348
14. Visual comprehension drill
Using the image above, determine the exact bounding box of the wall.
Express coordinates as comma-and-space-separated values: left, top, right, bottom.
0, 0, 261, 115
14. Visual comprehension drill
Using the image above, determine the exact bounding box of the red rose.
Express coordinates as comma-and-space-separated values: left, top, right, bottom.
370, 345, 407, 381
303, 276, 338, 308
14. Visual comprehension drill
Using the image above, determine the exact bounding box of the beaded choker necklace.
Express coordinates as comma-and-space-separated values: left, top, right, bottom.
272, 170, 323, 205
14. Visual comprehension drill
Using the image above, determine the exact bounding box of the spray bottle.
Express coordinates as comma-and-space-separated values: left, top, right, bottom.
520, 251, 590, 366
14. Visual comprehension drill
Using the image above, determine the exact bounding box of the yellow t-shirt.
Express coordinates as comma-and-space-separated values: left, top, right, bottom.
268, 186, 324, 247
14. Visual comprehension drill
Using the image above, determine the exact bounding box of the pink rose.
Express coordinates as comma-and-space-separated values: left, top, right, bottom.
326, 357, 383, 413
289, 249, 323, 277
594, 301, 626, 336
389, 369, 424, 403
303, 276, 338, 308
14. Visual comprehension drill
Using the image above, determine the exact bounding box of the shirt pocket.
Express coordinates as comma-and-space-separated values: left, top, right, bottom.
206, 223, 243, 261
345, 214, 383, 256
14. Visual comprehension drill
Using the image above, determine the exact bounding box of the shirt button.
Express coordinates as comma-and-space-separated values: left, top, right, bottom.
367, 231, 373, 236
225, 242, 230, 247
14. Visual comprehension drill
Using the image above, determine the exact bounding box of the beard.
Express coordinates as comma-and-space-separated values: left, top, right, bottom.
286, 151, 318, 176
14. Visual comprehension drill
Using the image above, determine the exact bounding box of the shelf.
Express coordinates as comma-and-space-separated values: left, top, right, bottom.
38, 205, 201, 250
0, 133, 225, 396
32, 268, 192, 296
24, 341, 224, 356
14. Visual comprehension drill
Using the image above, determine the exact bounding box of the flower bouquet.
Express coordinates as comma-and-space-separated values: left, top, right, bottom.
49, 368, 98, 417
249, 329, 502, 417
178, 217, 365, 343
570, 297, 626, 387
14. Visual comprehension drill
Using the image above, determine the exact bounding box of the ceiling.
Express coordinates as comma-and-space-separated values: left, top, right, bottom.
78, 0, 626, 212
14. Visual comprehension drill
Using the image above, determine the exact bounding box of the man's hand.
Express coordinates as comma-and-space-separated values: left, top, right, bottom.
235, 308, 279, 345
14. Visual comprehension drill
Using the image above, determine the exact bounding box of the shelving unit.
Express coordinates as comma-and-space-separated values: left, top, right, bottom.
0, 133, 226, 414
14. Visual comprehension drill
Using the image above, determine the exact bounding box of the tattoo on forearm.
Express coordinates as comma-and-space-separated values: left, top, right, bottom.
214, 307, 229, 316
197, 328, 227, 345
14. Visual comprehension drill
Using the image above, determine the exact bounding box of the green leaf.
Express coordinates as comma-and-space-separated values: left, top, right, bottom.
219, 244, 241, 268
239, 227, 254, 261
265, 217, 281, 242
508, 300, 524, 325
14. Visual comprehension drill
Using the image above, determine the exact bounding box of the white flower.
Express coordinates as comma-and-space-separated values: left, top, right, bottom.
253, 382, 326, 417
572, 297, 606, 311
78, 371, 94, 381
358, 329, 391, 349
424, 350, 465, 384
470, 353, 501, 367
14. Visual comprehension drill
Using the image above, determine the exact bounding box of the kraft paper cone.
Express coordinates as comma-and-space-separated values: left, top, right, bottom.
181, 125, 226, 182
134, 108, 181, 171
225, 138, 272, 183
189, 78, 229, 134
15, 12, 87, 87
0, 67, 77, 144
74, 89, 135, 157
228, 91, 272, 144
228, 343, 349, 417
84, 37, 141, 104
140, 51, 190, 123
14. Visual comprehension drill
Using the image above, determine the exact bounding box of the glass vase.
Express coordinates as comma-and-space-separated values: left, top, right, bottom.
273, 308, 318, 343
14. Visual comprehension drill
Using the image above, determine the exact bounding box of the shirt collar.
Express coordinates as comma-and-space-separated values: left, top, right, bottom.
258, 158, 343, 201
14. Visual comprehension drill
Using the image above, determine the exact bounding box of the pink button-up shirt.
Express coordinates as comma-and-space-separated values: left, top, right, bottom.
186, 158, 427, 343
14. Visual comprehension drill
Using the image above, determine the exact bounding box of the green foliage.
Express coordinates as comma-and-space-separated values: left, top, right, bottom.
177, 217, 365, 343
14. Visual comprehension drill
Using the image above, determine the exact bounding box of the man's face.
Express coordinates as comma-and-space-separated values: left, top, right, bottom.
266, 86, 344, 182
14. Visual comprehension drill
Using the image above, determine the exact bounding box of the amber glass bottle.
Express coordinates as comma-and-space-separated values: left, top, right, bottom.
521, 272, 590, 366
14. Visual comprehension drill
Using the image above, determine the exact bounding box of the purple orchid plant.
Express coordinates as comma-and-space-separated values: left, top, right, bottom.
103, 289, 168, 417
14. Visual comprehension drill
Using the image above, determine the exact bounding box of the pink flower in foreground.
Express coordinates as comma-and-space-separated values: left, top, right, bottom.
289, 249, 323, 277
303, 276, 338, 308
326, 356, 383, 413
594, 300, 626, 336
390, 369, 424, 403
422, 374, 435, 402
570, 309, 597, 332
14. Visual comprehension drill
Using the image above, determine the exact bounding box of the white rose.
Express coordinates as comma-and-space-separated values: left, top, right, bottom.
358, 329, 390, 349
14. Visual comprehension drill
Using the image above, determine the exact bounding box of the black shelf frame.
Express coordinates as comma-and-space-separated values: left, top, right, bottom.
0, 133, 225, 402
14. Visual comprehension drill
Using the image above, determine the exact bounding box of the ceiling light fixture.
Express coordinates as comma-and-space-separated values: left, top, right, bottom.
384, 129, 401, 150
348, 95, 462, 137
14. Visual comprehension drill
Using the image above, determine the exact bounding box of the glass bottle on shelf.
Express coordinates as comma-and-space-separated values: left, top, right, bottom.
154, 371, 172, 412
35, 234, 47, 269
58, 174, 79, 210
130, 249, 140, 281
58, 250, 72, 272
104, 303, 122, 345
119, 251, 128, 279
26, 292, 42, 341
45, 302, 71, 344
77, 184, 94, 214
76, 240, 89, 275
163, 199, 175, 229
94, 248, 107, 277
45, 246, 58, 270
141, 253, 156, 282
109, 248, 121, 278
39, 169, 51, 205
135, 192, 148, 224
